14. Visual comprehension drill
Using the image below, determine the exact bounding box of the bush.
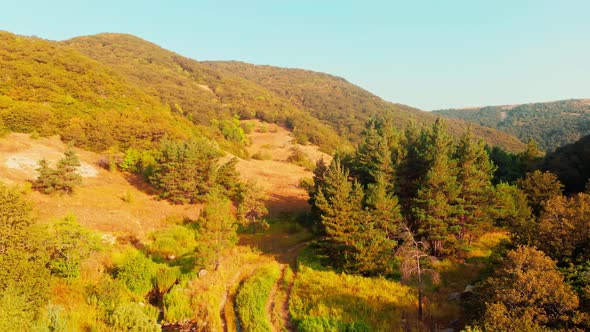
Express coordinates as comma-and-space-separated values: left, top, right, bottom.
115, 250, 157, 296
235, 264, 280, 332
107, 303, 159, 332
48, 214, 98, 279
163, 285, 193, 323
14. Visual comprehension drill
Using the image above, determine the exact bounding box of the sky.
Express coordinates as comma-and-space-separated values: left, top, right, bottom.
1, 0, 589, 110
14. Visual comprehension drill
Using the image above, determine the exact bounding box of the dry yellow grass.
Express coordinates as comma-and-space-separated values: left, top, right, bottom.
0, 133, 201, 239
228, 120, 331, 215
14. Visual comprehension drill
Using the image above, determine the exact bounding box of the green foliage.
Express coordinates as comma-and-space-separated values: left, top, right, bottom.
0, 32, 195, 151
236, 179, 269, 232
163, 285, 193, 323
235, 264, 280, 332
107, 303, 160, 332
48, 214, 98, 279
115, 250, 157, 296
435, 99, 590, 153
149, 138, 221, 204
194, 192, 238, 267
287, 146, 315, 170
0, 183, 50, 321
147, 224, 197, 262
517, 170, 563, 216
291, 257, 419, 332
33, 144, 83, 195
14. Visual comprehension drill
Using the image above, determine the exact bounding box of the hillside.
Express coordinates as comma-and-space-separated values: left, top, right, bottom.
434, 99, 590, 152
64, 34, 345, 152
0, 31, 197, 151
203, 61, 527, 152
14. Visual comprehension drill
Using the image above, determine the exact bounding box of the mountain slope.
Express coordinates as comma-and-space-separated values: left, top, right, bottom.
0, 31, 197, 151
64, 34, 345, 152
434, 99, 590, 152
203, 61, 526, 152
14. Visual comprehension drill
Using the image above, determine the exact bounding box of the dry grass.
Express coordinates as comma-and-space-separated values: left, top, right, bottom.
226, 120, 331, 215
0, 133, 201, 240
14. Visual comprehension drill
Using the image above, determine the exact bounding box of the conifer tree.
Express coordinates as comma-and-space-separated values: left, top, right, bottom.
353, 119, 395, 190
412, 119, 460, 256
314, 158, 364, 264
33, 144, 82, 194
453, 128, 496, 244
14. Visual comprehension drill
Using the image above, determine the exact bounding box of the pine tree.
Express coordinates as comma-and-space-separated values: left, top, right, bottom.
54, 144, 82, 194
314, 158, 364, 265
412, 119, 460, 256
365, 173, 402, 240
353, 119, 396, 190
33, 144, 82, 194
453, 128, 496, 244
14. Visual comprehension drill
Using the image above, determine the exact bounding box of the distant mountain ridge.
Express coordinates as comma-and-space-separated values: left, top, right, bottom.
434, 99, 590, 152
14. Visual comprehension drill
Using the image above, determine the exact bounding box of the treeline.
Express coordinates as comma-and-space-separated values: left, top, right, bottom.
307, 118, 590, 330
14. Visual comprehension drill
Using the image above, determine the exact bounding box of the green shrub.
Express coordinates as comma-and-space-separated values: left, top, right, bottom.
163, 285, 193, 323
107, 303, 159, 332
235, 264, 280, 332
48, 214, 99, 279
155, 265, 181, 293
147, 225, 197, 261
115, 250, 157, 296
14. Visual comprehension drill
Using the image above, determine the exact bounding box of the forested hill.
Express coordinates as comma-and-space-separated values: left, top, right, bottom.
64, 33, 345, 152
434, 99, 590, 152
1, 31, 524, 153
203, 61, 526, 151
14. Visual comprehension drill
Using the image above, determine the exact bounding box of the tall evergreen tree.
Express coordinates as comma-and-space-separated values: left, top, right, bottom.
453, 128, 496, 244
314, 158, 364, 266
353, 118, 396, 190
517, 170, 563, 217
412, 119, 460, 256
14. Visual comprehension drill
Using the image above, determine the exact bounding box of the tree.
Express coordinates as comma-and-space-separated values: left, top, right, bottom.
48, 214, 98, 279
397, 223, 439, 321
236, 180, 269, 232
313, 158, 364, 268
412, 119, 460, 256
0, 183, 50, 323
195, 192, 238, 267
33, 143, 83, 194
520, 138, 543, 172
489, 183, 533, 243
353, 118, 396, 189
477, 246, 579, 330
453, 128, 496, 244
517, 170, 563, 216
149, 138, 221, 204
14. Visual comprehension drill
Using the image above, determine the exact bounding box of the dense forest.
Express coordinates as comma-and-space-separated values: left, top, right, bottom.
435, 99, 590, 152
1, 29, 590, 331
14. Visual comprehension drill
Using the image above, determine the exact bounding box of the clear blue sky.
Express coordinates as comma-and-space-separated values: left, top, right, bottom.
2, 1, 589, 110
